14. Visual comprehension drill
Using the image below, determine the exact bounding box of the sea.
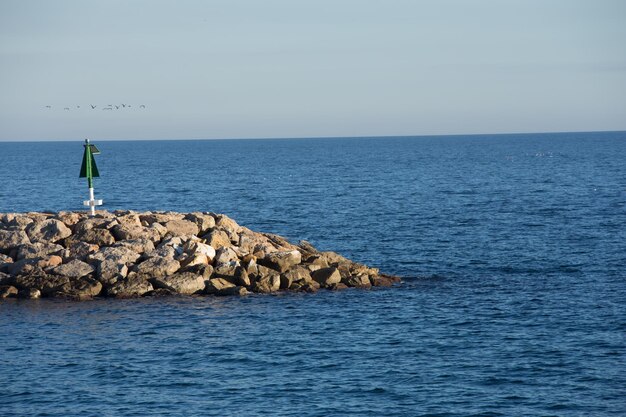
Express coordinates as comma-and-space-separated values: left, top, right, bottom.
0, 132, 624, 416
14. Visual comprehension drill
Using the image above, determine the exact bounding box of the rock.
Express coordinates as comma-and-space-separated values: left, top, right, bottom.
214, 214, 241, 234
0, 285, 18, 298
183, 212, 215, 234
259, 250, 302, 273
205, 277, 235, 294
52, 260, 95, 279
96, 260, 128, 284
280, 266, 311, 289
343, 274, 372, 289
214, 246, 239, 265
149, 222, 168, 238
213, 261, 240, 279
143, 288, 177, 297
114, 238, 155, 255
41, 255, 63, 268
164, 219, 199, 237
0, 253, 14, 264
64, 241, 100, 261
217, 286, 248, 296
111, 220, 162, 243
136, 257, 180, 278
105, 275, 153, 298
25, 219, 71, 243
179, 252, 208, 268
139, 212, 184, 225
72, 217, 110, 234
2, 214, 34, 228
329, 283, 349, 291
8, 258, 42, 276
203, 229, 231, 249
371, 275, 400, 287
56, 277, 102, 299
90, 246, 141, 265
15, 273, 70, 296
180, 263, 213, 280
311, 267, 342, 286
252, 269, 281, 293
0, 229, 31, 250
16, 242, 64, 260
18, 288, 41, 299
0, 271, 12, 285
55, 211, 82, 227
151, 271, 205, 295
74, 228, 116, 246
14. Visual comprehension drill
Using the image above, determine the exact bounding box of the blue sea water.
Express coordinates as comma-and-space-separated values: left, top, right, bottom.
0, 132, 625, 416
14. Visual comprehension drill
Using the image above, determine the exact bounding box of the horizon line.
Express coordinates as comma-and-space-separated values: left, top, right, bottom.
0, 129, 624, 143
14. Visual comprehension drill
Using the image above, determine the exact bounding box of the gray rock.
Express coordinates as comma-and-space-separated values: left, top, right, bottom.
260, 250, 302, 273
8, 258, 42, 276
105, 275, 153, 298
152, 272, 205, 295
311, 267, 342, 286
52, 260, 95, 279
16, 242, 64, 260
96, 259, 128, 284
90, 246, 141, 265
0, 229, 31, 250
214, 246, 239, 265
25, 219, 71, 243
136, 256, 180, 278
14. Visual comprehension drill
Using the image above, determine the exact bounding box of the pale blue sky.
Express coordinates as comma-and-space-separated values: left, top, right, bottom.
1, 0, 625, 141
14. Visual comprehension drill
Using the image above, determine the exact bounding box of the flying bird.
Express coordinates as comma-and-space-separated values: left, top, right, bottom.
90, 104, 97, 109
115, 105, 120, 109
139, 104, 146, 108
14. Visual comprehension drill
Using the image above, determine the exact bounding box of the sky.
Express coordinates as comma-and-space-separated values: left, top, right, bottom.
0, 0, 625, 141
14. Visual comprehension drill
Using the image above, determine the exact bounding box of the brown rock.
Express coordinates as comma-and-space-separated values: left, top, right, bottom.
311, 267, 342, 286
74, 228, 116, 246
16, 242, 64, 260
259, 250, 302, 273
183, 212, 215, 234
203, 229, 231, 249
343, 274, 372, 289
0, 285, 18, 298
205, 277, 235, 294
105, 275, 153, 298
164, 219, 199, 237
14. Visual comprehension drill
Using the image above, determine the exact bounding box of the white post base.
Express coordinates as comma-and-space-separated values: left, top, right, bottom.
83, 187, 103, 216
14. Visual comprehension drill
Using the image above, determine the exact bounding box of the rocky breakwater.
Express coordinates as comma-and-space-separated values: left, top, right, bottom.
0, 211, 400, 300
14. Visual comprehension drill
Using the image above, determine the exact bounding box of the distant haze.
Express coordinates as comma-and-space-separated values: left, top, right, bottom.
1, 0, 625, 141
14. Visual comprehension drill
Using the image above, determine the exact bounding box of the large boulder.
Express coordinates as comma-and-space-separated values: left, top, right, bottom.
183, 213, 215, 234
57, 277, 102, 299
0, 229, 30, 251
136, 256, 180, 278
64, 241, 100, 261
204, 277, 235, 294
0, 285, 18, 298
73, 228, 115, 246
259, 250, 302, 273
113, 238, 155, 255
280, 266, 311, 289
52, 260, 95, 279
311, 267, 341, 286
25, 219, 71, 243
151, 272, 205, 295
203, 229, 231, 249
16, 242, 64, 260
343, 274, 372, 288
14, 273, 71, 296
105, 275, 153, 298
164, 219, 199, 237
96, 260, 128, 284
90, 246, 141, 265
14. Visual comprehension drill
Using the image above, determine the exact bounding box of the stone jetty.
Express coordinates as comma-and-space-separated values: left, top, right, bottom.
0, 211, 399, 300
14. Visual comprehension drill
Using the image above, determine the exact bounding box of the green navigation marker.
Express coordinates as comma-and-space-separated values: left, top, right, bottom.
79, 139, 103, 215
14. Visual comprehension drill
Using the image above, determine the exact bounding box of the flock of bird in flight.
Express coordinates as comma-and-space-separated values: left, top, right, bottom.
44, 104, 147, 111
